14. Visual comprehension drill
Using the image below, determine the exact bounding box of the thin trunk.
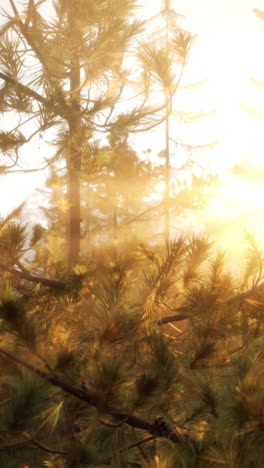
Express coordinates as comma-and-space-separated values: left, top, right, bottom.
67, 16, 81, 266
164, 108, 170, 242
164, 0, 171, 243
68, 68, 81, 266
113, 203, 118, 242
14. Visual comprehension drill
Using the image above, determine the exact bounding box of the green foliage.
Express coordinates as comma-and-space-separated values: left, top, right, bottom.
0, 220, 27, 265
171, 30, 193, 62
0, 230, 263, 466
183, 236, 212, 287
3, 372, 47, 430
0, 285, 37, 349
0, 130, 26, 154
241, 232, 264, 289
138, 43, 176, 92
30, 223, 46, 248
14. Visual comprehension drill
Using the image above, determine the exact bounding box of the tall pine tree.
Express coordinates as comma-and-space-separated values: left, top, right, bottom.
0, 0, 169, 267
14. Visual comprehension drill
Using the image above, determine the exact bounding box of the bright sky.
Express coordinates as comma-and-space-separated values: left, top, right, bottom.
142, 0, 264, 260
1, 0, 264, 262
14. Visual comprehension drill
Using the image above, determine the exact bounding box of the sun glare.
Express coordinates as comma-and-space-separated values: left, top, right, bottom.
203, 175, 264, 263
176, 11, 264, 255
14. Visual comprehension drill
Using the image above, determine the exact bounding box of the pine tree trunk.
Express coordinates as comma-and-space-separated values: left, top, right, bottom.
164, 109, 170, 243
164, 0, 171, 243
67, 15, 81, 266
113, 204, 118, 243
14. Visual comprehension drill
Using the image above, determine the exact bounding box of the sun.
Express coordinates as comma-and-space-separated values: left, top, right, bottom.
178, 20, 264, 249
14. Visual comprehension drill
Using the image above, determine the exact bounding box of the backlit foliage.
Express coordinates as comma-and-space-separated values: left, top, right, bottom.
0, 214, 264, 466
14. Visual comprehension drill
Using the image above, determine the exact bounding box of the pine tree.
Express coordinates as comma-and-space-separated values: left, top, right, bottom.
135, 1, 219, 245
0, 0, 170, 267
0, 0, 217, 267
1, 210, 264, 466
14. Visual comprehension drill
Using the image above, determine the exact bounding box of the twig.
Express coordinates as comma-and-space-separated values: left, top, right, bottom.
128, 436, 155, 450
158, 313, 191, 325
99, 417, 128, 427
30, 438, 66, 455
0, 431, 66, 455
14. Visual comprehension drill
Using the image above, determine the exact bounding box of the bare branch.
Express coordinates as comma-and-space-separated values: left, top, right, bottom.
1, 154, 61, 174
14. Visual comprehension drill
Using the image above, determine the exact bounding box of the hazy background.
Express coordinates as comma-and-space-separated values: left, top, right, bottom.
1, 0, 264, 268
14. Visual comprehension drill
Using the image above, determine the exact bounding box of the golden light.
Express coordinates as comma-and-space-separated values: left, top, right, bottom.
175, 7, 264, 255
145, 1, 264, 263
1, 0, 264, 257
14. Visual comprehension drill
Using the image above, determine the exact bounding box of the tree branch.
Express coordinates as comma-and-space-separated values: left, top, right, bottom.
9, 0, 46, 67
158, 313, 191, 325
226, 281, 264, 304
30, 438, 66, 455
0, 72, 47, 105
1, 254, 264, 313
8, 0, 70, 119
0, 348, 181, 443
0, 262, 66, 290
0, 431, 66, 455
158, 282, 264, 326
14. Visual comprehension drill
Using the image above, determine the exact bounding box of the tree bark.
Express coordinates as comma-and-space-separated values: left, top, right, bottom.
67, 18, 81, 266
67, 117, 81, 266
